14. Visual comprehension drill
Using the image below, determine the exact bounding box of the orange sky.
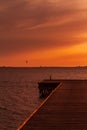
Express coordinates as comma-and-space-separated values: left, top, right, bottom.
0, 0, 87, 67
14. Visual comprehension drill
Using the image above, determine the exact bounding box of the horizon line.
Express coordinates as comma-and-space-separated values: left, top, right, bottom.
0, 66, 87, 68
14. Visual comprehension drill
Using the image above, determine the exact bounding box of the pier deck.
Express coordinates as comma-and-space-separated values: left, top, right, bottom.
18, 80, 87, 130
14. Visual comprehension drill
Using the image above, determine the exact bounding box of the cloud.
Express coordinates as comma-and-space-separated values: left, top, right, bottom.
0, 0, 87, 57
1, 0, 86, 30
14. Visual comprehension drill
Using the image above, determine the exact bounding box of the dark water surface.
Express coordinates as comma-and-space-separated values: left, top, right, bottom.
0, 67, 87, 130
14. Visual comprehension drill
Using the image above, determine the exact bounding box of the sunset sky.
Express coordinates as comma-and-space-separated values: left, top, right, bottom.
0, 0, 87, 67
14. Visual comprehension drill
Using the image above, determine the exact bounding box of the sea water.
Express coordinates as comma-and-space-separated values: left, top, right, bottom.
0, 67, 87, 130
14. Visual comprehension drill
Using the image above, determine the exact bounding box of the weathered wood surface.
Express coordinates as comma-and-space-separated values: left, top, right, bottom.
18, 80, 87, 130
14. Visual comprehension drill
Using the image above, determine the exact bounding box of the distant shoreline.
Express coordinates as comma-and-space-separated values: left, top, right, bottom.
0, 66, 87, 69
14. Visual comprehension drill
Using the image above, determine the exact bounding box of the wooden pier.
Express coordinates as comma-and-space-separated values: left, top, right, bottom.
38, 80, 60, 98
18, 80, 87, 130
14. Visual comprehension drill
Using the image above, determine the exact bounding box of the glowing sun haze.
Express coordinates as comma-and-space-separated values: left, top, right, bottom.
0, 0, 87, 67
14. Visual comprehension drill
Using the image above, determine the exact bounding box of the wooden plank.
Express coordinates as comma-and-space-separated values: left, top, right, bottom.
18, 80, 87, 130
